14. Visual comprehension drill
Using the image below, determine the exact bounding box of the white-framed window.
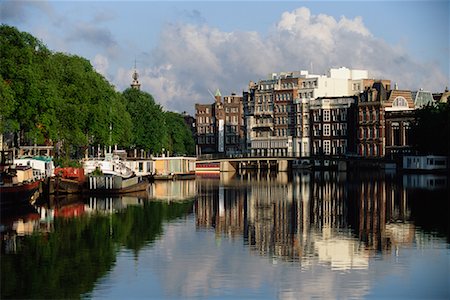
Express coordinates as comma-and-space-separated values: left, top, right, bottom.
323, 124, 330, 136
323, 140, 331, 155
323, 110, 330, 122
393, 96, 408, 108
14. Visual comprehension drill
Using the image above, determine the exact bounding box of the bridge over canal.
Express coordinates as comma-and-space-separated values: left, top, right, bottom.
196, 156, 362, 172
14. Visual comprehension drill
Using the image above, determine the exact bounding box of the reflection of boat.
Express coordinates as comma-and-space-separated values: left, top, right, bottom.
54, 202, 85, 218
292, 159, 313, 170
147, 179, 196, 201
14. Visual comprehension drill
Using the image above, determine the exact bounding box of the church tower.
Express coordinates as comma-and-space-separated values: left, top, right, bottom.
130, 61, 141, 90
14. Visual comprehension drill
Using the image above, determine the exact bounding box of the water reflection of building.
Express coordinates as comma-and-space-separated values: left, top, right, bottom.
195, 171, 432, 270
347, 172, 413, 254
147, 180, 196, 201
195, 179, 245, 239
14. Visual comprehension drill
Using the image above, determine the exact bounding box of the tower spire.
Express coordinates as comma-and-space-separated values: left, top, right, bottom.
131, 59, 141, 90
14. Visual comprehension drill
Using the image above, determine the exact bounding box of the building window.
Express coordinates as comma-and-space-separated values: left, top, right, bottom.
393, 124, 400, 146
332, 110, 338, 121
313, 125, 320, 136
393, 96, 408, 108
332, 140, 338, 155
341, 110, 347, 121
405, 123, 411, 145
323, 110, 330, 122
323, 140, 331, 155
314, 140, 321, 155
323, 124, 330, 136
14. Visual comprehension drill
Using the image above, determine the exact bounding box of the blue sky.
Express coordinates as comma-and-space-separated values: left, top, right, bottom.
1, 1, 449, 114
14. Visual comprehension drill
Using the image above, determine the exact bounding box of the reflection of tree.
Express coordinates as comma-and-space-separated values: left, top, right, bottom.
1, 200, 193, 299
1, 216, 115, 299
407, 188, 450, 243
113, 201, 194, 255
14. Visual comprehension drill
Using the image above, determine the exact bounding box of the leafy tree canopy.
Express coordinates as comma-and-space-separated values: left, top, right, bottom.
1, 25, 194, 158
412, 102, 450, 156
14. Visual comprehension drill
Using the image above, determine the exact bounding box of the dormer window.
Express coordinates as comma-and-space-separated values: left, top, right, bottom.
393, 96, 408, 108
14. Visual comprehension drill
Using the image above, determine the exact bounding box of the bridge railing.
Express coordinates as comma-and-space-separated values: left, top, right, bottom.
196, 152, 299, 160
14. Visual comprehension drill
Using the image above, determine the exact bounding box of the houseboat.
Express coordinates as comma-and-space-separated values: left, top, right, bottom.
152, 156, 196, 180
402, 155, 448, 172
1, 151, 42, 207
14, 156, 55, 180
48, 167, 85, 194
82, 154, 149, 194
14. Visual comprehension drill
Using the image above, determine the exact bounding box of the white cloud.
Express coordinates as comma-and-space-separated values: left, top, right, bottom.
113, 7, 448, 114
93, 54, 109, 77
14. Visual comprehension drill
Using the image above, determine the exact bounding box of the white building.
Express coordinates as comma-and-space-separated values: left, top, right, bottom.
244, 67, 370, 158
294, 67, 369, 157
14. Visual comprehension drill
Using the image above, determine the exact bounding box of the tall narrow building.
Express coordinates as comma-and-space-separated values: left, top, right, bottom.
195, 89, 244, 156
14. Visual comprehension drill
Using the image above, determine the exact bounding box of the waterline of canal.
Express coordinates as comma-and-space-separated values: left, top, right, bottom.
1, 171, 449, 299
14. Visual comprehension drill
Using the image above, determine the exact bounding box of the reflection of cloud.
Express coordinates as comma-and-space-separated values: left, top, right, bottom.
113, 6, 448, 113
314, 231, 369, 271
134, 220, 371, 299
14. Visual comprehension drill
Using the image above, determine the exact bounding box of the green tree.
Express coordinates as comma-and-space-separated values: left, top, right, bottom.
0, 74, 18, 133
122, 88, 168, 154
0, 25, 132, 157
412, 102, 450, 156
164, 111, 195, 155
0, 24, 54, 144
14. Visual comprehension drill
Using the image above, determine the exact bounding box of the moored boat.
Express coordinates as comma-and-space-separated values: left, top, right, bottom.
48, 167, 85, 194
1, 151, 42, 208
83, 154, 148, 194
85, 174, 148, 194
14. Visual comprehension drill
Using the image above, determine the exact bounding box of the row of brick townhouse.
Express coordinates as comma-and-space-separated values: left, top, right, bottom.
195, 90, 245, 156
194, 67, 438, 159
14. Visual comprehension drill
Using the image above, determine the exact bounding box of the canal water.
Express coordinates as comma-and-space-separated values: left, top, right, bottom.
1, 171, 449, 299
